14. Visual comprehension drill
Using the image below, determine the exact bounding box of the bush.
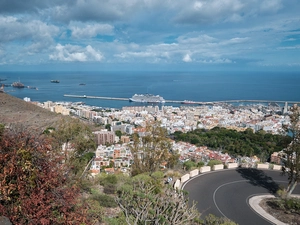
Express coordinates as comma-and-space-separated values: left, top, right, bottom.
204, 214, 238, 225
103, 184, 116, 194
91, 193, 117, 208
197, 161, 205, 168
183, 160, 197, 171
207, 160, 223, 168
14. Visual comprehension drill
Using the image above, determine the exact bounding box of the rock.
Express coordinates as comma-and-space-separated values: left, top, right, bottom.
0, 216, 12, 225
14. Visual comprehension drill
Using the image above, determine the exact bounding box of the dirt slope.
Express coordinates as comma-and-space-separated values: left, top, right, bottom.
0, 92, 62, 131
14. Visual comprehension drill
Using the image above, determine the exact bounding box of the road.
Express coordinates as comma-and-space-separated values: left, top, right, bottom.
183, 168, 300, 225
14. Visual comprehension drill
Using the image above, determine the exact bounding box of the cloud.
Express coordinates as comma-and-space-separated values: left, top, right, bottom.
173, 0, 284, 24
260, 0, 282, 13
0, 0, 68, 14
177, 34, 217, 44
183, 54, 192, 62
49, 44, 103, 62
69, 22, 114, 39
51, 0, 138, 23
0, 16, 59, 43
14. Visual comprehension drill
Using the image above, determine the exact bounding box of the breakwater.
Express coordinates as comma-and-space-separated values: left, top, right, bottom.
63, 94, 300, 105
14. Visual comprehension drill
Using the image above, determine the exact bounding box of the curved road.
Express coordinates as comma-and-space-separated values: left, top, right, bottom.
183, 168, 300, 225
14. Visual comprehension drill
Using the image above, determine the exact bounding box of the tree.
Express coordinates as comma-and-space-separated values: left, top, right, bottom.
282, 104, 300, 197
49, 118, 96, 178
0, 126, 90, 224
130, 122, 177, 176
115, 130, 122, 139
116, 175, 200, 225
105, 124, 111, 131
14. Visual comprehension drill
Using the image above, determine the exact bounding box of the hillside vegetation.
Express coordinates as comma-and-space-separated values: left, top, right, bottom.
173, 127, 291, 160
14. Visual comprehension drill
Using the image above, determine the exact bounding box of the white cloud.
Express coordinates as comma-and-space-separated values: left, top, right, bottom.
70, 22, 114, 39
116, 51, 156, 59
49, 44, 103, 61
0, 16, 59, 55
0, 16, 59, 42
177, 34, 217, 44
260, 0, 282, 13
183, 54, 192, 62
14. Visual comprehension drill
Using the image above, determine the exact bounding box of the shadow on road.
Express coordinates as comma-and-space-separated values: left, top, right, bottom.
236, 168, 280, 194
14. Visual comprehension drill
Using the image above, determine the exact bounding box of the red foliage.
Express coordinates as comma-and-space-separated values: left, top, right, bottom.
0, 128, 90, 225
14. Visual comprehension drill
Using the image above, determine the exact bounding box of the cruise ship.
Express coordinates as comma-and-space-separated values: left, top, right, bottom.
129, 94, 165, 103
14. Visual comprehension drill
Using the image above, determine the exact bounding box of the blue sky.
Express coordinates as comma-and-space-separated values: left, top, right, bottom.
0, 0, 300, 71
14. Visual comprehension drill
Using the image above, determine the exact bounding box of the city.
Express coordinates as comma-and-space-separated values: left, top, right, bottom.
27, 97, 293, 175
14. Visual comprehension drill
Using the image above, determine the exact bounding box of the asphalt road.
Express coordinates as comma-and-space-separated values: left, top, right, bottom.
183, 168, 300, 225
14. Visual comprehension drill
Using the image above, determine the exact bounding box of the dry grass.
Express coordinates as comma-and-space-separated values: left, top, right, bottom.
0, 92, 63, 132
260, 198, 300, 225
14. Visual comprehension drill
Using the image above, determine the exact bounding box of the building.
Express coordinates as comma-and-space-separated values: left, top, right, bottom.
94, 129, 115, 145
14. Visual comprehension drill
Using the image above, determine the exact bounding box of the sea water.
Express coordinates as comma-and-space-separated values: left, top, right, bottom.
1, 71, 299, 109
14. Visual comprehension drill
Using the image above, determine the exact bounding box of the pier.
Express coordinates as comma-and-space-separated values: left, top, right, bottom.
63, 94, 300, 105
64, 94, 128, 101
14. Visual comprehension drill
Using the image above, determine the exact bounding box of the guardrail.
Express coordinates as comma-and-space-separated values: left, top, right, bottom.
174, 163, 282, 189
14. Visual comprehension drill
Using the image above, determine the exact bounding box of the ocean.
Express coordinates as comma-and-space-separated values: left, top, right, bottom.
1, 71, 300, 109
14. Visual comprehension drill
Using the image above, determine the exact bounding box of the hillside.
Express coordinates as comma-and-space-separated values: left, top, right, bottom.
0, 92, 63, 131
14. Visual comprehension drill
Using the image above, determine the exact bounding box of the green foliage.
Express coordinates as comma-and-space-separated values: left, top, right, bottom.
98, 174, 118, 194
116, 174, 200, 225
203, 214, 238, 225
207, 160, 223, 168
269, 197, 300, 214
91, 193, 117, 208
105, 124, 111, 131
84, 198, 103, 221
115, 130, 122, 138
197, 161, 205, 168
103, 212, 127, 225
173, 127, 291, 158
0, 124, 4, 141
151, 171, 164, 180
49, 118, 96, 179
281, 104, 300, 196
183, 160, 197, 171
130, 122, 176, 176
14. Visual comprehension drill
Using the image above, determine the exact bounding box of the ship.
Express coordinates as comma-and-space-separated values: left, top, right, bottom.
27, 86, 38, 90
12, 81, 25, 88
129, 94, 165, 103
51, 80, 60, 83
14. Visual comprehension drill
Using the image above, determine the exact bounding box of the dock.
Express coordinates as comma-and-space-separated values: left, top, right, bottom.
64, 94, 128, 101
63, 94, 300, 105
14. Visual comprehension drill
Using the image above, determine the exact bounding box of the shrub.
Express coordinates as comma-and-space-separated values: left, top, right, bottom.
183, 160, 197, 171
91, 193, 117, 208
207, 160, 223, 168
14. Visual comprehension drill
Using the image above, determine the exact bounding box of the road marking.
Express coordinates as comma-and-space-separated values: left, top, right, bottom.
213, 180, 247, 218
213, 180, 288, 222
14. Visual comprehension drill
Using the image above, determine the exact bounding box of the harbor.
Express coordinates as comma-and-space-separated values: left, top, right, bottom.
63, 94, 300, 105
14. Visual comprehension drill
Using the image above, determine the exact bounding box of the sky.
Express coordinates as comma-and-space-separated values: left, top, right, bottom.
0, 0, 300, 72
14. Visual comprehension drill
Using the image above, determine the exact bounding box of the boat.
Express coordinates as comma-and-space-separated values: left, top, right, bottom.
27, 86, 38, 90
79, 83, 86, 85
129, 94, 165, 103
51, 80, 60, 83
12, 81, 25, 88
